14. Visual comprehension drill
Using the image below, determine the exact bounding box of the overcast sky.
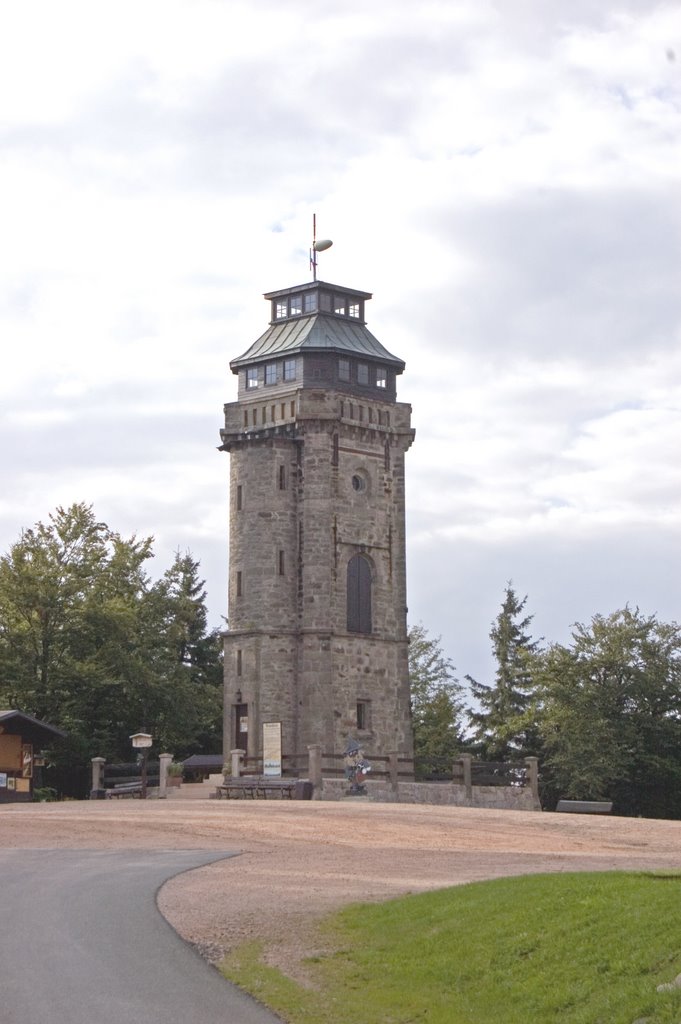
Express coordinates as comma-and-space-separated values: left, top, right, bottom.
2, 0, 680, 692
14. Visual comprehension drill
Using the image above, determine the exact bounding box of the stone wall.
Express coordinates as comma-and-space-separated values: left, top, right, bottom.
319, 777, 541, 811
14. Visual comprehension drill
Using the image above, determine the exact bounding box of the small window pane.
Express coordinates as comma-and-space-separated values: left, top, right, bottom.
376, 367, 387, 389
304, 292, 318, 312
265, 363, 277, 385
275, 300, 287, 319
348, 303, 360, 318
334, 295, 346, 315
247, 368, 258, 388
357, 363, 369, 385
320, 291, 332, 312
338, 358, 350, 381
290, 295, 302, 315
283, 358, 296, 381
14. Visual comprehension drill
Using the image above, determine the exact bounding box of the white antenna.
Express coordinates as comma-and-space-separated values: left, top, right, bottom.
309, 213, 333, 281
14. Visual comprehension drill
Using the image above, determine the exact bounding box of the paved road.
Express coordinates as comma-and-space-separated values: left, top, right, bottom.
0, 849, 282, 1024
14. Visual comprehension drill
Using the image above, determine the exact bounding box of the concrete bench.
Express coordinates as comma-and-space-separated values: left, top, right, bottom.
556, 799, 613, 815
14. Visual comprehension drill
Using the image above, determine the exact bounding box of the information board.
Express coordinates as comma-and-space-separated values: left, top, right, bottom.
262, 722, 282, 777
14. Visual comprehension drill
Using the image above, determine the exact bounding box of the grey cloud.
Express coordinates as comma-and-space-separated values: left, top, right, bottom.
415, 187, 681, 364
407, 520, 681, 685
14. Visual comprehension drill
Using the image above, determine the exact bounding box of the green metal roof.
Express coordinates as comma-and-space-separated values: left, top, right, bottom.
230, 313, 405, 373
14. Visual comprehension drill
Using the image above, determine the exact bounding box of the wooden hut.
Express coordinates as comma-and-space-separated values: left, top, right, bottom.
0, 710, 66, 803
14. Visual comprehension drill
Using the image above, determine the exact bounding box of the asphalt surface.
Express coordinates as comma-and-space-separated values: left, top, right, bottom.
0, 848, 282, 1024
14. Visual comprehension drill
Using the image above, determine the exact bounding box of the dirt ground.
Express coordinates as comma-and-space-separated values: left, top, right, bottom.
3, 785, 681, 979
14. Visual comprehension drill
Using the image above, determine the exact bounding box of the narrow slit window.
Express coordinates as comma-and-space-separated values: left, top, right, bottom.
236, 484, 243, 511
236, 649, 242, 676
279, 465, 287, 490
278, 550, 285, 576
236, 571, 243, 597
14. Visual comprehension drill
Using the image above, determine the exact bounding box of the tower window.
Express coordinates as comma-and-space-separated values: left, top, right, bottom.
290, 295, 302, 315
333, 295, 346, 315
348, 303, 360, 318
304, 292, 318, 313
275, 301, 287, 319
338, 358, 350, 381
265, 363, 277, 385
356, 700, 370, 730
278, 550, 285, 575
347, 554, 372, 634
236, 484, 243, 510
376, 367, 387, 389
357, 363, 369, 385
236, 571, 243, 597
236, 649, 242, 676
279, 464, 287, 490
283, 358, 296, 381
246, 368, 258, 389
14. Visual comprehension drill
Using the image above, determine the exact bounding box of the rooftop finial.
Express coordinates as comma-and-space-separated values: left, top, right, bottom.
309, 213, 333, 281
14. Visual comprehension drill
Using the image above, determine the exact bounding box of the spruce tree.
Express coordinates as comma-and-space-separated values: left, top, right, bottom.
466, 583, 540, 760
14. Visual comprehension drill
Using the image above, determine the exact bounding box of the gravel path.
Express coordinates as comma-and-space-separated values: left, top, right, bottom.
3, 787, 680, 980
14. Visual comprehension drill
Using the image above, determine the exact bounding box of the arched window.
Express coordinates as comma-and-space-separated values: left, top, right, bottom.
347, 554, 372, 634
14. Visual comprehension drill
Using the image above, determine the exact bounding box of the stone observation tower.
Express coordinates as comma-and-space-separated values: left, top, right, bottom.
219, 259, 415, 767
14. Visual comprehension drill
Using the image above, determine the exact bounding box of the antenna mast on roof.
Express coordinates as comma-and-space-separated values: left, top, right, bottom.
309, 213, 333, 282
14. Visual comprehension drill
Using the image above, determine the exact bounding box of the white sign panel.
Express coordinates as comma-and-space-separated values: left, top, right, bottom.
262, 722, 282, 777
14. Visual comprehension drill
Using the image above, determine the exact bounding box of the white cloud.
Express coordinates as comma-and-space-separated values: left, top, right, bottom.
1, 0, 680, 684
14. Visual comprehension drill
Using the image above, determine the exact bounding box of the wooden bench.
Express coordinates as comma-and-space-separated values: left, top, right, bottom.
556, 799, 613, 815
216, 777, 297, 800
107, 782, 144, 799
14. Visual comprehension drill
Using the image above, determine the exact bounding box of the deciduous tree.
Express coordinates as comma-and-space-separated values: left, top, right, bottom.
534, 607, 681, 817
409, 623, 466, 778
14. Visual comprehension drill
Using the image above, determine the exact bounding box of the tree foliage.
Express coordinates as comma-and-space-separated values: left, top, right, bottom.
409, 623, 467, 778
466, 584, 541, 760
534, 607, 681, 817
0, 504, 223, 780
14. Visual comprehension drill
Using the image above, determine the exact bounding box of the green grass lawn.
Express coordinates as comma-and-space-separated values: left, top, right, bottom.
220, 871, 681, 1024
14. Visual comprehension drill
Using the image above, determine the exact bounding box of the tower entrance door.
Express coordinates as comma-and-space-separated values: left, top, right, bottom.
235, 703, 248, 752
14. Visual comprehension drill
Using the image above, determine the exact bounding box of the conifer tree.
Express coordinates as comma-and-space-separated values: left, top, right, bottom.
466, 583, 540, 760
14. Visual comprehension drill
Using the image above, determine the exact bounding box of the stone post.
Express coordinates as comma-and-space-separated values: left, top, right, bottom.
158, 752, 172, 799
230, 748, 245, 778
460, 754, 473, 804
524, 756, 540, 808
388, 752, 399, 795
307, 743, 322, 797
90, 757, 106, 799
